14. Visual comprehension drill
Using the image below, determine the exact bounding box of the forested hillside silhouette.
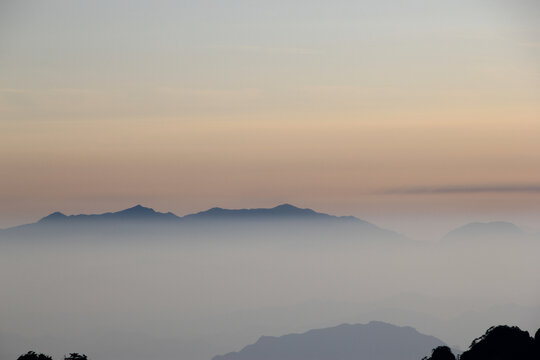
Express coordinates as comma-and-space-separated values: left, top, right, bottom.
17, 352, 88, 360
423, 325, 540, 360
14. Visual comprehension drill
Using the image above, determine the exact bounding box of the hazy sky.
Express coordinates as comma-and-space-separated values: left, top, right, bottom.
1, 0, 539, 237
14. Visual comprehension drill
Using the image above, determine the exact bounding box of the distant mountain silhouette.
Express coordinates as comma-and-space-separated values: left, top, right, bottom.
441, 221, 525, 243
0, 205, 181, 239
183, 203, 360, 222
212, 321, 448, 360
38, 205, 180, 223
7, 204, 365, 227
0, 204, 407, 243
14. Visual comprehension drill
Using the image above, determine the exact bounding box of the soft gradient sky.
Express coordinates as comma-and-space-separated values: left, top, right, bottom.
1, 0, 539, 238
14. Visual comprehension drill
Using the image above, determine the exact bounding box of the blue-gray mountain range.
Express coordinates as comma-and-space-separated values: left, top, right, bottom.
212, 321, 448, 360
0, 204, 536, 243
9, 204, 361, 226
0, 204, 406, 242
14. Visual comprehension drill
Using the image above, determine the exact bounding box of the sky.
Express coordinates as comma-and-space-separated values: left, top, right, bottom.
1, 0, 539, 239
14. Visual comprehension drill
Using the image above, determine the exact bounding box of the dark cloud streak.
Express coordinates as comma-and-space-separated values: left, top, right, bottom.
383, 184, 540, 195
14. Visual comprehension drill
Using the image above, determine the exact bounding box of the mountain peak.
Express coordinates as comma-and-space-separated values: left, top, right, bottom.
34, 205, 179, 226
118, 204, 157, 215
39, 211, 68, 223
274, 203, 299, 209
271, 203, 313, 213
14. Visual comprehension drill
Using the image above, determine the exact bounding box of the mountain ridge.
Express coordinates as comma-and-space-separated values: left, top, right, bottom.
38, 204, 180, 224
0, 204, 408, 244
182, 203, 362, 222
212, 321, 449, 360
25, 203, 362, 227
3, 205, 536, 245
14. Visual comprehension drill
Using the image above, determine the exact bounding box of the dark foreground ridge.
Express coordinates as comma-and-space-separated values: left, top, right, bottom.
17, 352, 87, 360
212, 321, 447, 360
423, 325, 540, 360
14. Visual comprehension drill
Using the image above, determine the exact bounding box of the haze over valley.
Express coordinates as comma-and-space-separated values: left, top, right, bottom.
1, 204, 538, 360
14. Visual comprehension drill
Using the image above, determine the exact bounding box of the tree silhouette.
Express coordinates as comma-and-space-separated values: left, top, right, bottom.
17, 351, 53, 360
64, 354, 88, 360
422, 325, 540, 360
460, 325, 536, 360
421, 346, 456, 360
